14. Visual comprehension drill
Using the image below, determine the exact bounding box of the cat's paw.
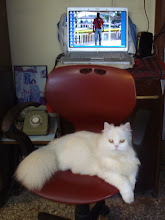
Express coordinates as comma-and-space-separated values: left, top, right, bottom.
122, 190, 134, 204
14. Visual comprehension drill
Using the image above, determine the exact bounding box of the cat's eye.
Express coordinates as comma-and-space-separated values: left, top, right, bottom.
109, 139, 114, 143
120, 139, 125, 143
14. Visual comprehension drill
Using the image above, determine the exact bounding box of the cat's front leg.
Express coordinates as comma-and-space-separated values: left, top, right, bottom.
99, 171, 134, 204
128, 172, 137, 191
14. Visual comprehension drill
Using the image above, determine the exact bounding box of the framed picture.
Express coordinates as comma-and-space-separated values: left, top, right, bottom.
14, 65, 47, 105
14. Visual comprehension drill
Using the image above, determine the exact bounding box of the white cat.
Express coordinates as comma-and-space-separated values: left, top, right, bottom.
15, 122, 140, 204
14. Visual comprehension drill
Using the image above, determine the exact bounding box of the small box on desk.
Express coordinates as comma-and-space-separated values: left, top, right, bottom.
136, 32, 153, 58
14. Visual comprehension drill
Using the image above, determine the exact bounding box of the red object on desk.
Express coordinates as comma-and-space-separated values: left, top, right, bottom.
128, 56, 165, 79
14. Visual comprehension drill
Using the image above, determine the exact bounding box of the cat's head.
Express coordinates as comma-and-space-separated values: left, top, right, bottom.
102, 122, 132, 152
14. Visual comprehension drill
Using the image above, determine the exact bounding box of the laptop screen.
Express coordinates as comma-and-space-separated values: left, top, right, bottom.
67, 7, 128, 52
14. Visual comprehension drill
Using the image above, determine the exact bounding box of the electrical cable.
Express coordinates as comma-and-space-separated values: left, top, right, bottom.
144, 0, 149, 32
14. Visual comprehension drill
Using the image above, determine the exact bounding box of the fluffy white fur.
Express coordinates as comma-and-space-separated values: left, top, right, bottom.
15, 122, 140, 204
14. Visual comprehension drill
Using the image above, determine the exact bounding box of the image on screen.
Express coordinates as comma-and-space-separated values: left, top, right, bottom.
68, 10, 127, 49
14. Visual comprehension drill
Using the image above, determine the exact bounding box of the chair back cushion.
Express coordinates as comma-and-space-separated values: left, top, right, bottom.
46, 65, 136, 132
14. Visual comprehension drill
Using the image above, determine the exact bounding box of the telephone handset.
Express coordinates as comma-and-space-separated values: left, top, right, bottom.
23, 110, 48, 135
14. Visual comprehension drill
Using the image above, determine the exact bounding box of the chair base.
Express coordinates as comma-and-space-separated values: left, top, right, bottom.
38, 201, 109, 220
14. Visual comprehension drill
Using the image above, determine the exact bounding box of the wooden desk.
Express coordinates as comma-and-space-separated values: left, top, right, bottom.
128, 57, 165, 195
133, 79, 164, 196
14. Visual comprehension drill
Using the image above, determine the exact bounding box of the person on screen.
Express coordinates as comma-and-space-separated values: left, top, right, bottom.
93, 13, 104, 46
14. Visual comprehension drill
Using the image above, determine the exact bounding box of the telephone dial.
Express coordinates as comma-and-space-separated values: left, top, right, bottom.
23, 110, 48, 135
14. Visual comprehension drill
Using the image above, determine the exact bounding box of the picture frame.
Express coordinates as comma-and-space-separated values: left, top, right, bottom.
14, 65, 47, 105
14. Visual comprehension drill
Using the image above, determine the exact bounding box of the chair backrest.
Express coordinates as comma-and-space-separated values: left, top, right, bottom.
45, 65, 136, 132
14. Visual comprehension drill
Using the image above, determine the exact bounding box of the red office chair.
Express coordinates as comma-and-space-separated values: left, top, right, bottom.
32, 65, 136, 220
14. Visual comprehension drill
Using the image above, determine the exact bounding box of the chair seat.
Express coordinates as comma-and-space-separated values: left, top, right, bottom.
34, 170, 119, 204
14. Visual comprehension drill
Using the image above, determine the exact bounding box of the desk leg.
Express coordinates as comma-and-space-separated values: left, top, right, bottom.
153, 93, 164, 197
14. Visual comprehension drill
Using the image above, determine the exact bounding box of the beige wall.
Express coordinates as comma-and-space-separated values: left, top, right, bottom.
6, 0, 156, 73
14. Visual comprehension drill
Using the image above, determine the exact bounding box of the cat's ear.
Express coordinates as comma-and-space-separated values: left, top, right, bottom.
104, 122, 114, 130
123, 122, 131, 131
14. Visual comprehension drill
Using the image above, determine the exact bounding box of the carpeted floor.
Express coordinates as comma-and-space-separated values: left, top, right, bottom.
0, 144, 165, 220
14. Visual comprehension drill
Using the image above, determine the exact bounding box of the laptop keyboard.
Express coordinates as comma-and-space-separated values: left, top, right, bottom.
62, 51, 132, 65
69, 52, 125, 60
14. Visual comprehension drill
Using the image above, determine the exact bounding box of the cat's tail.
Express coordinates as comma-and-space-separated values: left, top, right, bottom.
15, 146, 58, 191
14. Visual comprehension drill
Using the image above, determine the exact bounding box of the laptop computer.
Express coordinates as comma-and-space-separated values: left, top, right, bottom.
61, 7, 132, 65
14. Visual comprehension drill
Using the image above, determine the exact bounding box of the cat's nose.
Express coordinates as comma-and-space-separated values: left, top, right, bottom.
115, 145, 118, 148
